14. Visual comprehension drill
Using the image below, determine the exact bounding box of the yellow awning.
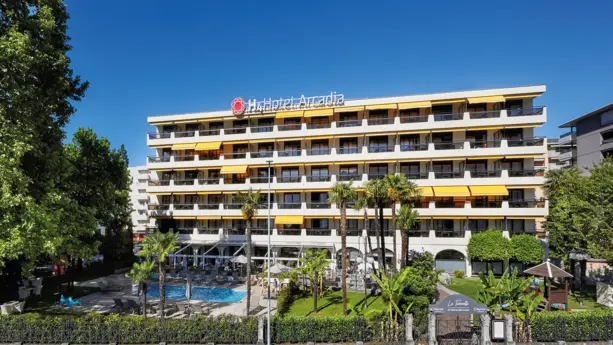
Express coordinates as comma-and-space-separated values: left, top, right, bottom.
223, 216, 244, 220
197, 216, 221, 220
277, 137, 302, 142
469, 185, 509, 196
171, 143, 197, 150
368, 160, 396, 164
431, 128, 465, 133
432, 99, 465, 105
468, 216, 504, 220
150, 144, 173, 149
275, 163, 302, 167
274, 190, 301, 193
398, 130, 431, 135
220, 165, 248, 174
304, 189, 329, 192
276, 110, 304, 119
419, 187, 434, 197
304, 109, 333, 117
306, 136, 332, 140
195, 141, 222, 150
467, 96, 506, 104
467, 156, 504, 160
172, 167, 199, 171
174, 119, 198, 124
173, 216, 196, 220
468, 126, 504, 131
248, 113, 275, 118
198, 117, 223, 122
365, 103, 397, 110
431, 157, 466, 161
151, 121, 174, 125
172, 192, 197, 195
249, 139, 275, 144
504, 93, 542, 100
505, 154, 543, 159
506, 185, 540, 189
366, 132, 394, 137
197, 191, 222, 195
335, 106, 364, 112
398, 101, 432, 109
433, 186, 471, 197
275, 216, 304, 225
305, 216, 333, 219
150, 192, 172, 196
506, 216, 545, 220
432, 216, 466, 220
337, 161, 364, 165
225, 140, 248, 145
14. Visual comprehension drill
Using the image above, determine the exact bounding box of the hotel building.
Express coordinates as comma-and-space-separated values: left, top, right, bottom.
128, 166, 152, 242
146, 85, 548, 276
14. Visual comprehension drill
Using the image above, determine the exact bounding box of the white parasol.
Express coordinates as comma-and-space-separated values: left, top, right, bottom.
231, 255, 249, 264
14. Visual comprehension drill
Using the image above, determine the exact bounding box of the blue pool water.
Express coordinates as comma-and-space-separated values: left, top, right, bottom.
146, 285, 247, 303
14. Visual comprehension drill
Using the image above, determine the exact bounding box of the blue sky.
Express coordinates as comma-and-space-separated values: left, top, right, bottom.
63, 0, 613, 166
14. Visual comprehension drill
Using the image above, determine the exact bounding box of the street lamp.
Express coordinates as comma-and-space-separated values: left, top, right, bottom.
266, 160, 272, 345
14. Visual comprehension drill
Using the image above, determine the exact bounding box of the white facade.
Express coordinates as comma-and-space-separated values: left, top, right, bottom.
145, 85, 549, 276
129, 166, 152, 235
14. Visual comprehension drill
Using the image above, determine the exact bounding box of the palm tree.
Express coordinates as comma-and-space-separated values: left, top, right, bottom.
329, 182, 357, 315
298, 249, 330, 313
395, 205, 419, 269
138, 231, 179, 319
235, 188, 263, 316
383, 174, 409, 272
125, 260, 155, 317
366, 178, 388, 273
371, 267, 414, 330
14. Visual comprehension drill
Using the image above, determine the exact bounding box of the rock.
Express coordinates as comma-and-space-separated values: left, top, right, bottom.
438, 272, 451, 285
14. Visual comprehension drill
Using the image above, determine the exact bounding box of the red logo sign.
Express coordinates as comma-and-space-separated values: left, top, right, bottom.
231, 97, 246, 115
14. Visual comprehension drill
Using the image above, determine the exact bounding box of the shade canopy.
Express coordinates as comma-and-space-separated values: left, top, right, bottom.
231, 255, 249, 264
524, 261, 573, 278
266, 263, 292, 274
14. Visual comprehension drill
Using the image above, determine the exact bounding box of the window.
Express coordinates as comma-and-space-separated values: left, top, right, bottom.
468, 219, 489, 232
340, 112, 358, 121
508, 219, 525, 233
311, 166, 329, 180
505, 99, 523, 111
602, 130, 613, 144
283, 141, 301, 156
504, 159, 524, 171
311, 139, 329, 154
258, 143, 273, 152
400, 163, 420, 175
186, 123, 200, 132
432, 162, 453, 173
369, 219, 389, 230
340, 165, 358, 175
283, 193, 300, 204
312, 219, 329, 229
347, 219, 359, 229
340, 138, 359, 153
232, 219, 247, 229
282, 168, 300, 178
433, 219, 454, 230
258, 193, 274, 204
509, 189, 524, 201
311, 192, 329, 203
257, 168, 272, 177
209, 121, 223, 130
601, 110, 613, 126
209, 194, 222, 204
185, 194, 198, 204
209, 169, 221, 179
432, 132, 453, 143
369, 164, 388, 176
504, 128, 523, 140
258, 118, 274, 127
369, 109, 388, 120
233, 119, 248, 128
466, 160, 487, 172
369, 136, 389, 152
432, 105, 452, 115
400, 134, 420, 146
399, 108, 421, 118
310, 117, 330, 128
183, 219, 196, 228
467, 103, 486, 113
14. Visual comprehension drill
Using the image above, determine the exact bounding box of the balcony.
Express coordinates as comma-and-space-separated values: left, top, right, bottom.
278, 228, 301, 236
225, 228, 245, 235
197, 228, 219, 235
368, 117, 394, 126
307, 148, 330, 156
435, 200, 465, 208
173, 204, 194, 210
227, 177, 246, 184
434, 229, 465, 238
400, 115, 428, 124
199, 129, 221, 136
338, 174, 362, 182
225, 127, 247, 135
433, 142, 464, 150
251, 151, 274, 158
403, 172, 428, 180
469, 140, 502, 149
174, 179, 195, 186
307, 175, 331, 182
368, 173, 387, 180
434, 113, 463, 122
506, 137, 544, 147
507, 107, 544, 117
224, 203, 243, 210
471, 200, 502, 208
307, 202, 330, 209
277, 202, 301, 209
508, 199, 544, 208
148, 132, 171, 139
278, 123, 301, 131
306, 228, 332, 236
148, 156, 170, 163
251, 125, 273, 133
468, 170, 502, 178
408, 229, 429, 237
278, 176, 301, 183
337, 120, 361, 128
197, 203, 219, 210
176, 228, 193, 235
250, 176, 272, 184
278, 150, 301, 157
148, 204, 170, 211
345, 228, 361, 236
149, 179, 171, 186
368, 145, 394, 153
338, 147, 360, 155
225, 152, 247, 159
400, 143, 428, 152
469, 110, 501, 119
508, 170, 540, 177
307, 122, 331, 129
198, 177, 220, 185
175, 131, 196, 138
367, 229, 394, 237
251, 228, 270, 235
434, 171, 464, 179
174, 155, 195, 162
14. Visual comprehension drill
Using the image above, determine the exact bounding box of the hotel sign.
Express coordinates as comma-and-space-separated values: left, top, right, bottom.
231, 92, 345, 115
430, 294, 488, 315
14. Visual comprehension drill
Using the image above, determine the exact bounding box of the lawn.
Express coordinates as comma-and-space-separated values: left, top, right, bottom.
447, 278, 602, 311
287, 290, 387, 316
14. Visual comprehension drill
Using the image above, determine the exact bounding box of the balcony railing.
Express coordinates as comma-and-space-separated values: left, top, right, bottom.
338, 147, 360, 154
469, 140, 502, 148
278, 150, 301, 157
307, 175, 331, 182
471, 200, 503, 208
508, 170, 538, 177
197, 204, 219, 210
227, 177, 246, 184
468, 170, 502, 178
251, 228, 269, 235
250, 176, 272, 184
174, 155, 195, 162
338, 174, 362, 182
337, 119, 361, 128
408, 229, 429, 237
278, 228, 301, 236
224, 203, 243, 210
148, 179, 171, 186
251, 125, 273, 133
434, 113, 463, 121
225, 228, 245, 235
172, 204, 193, 210
278, 176, 301, 183
400, 143, 428, 152
148, 204, 170, 211
148, 156, 170, 163
367, 229, 394, 237
368, 145, 394, 153
175, 131, 196, 138
225, 152, 247, 159
402, 172, 429, 180
197, 228, 219, 235
278, 123, 301, 131
506, 137, 544, 147
199, 129, 221, 136
176, 228, 193, 235
507, 107, 544, 117
400, 115, 428, 123
251, 151, 274, 158
469, 110, 501, 119
225, 127, 247, 135
433, 142, 464, 150
307, 202, 331, 209
278, 202, 301, 209
345, 228, 361, 236
434, 171, 464, 179
368, 117, 394, 126
307, 148, 330, 156
368, 173, 387, 180
198, 177, 220, 185
508, 199, 542, 208
148, 132, 171, 139
306, 228, 332, 236
307, 122, 331, 129
434, 229, 465, 238
435, 200, 465, 208
198, 154, 220, 161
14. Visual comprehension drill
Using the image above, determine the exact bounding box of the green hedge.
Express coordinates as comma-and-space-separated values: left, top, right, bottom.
531, 310, 613, 342
276, 285, 293, 315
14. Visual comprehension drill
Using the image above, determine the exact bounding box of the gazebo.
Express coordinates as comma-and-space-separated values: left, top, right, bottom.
524, 260, 573, 311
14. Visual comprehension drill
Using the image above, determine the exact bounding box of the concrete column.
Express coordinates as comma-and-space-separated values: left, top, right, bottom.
257, 316, 265, 345
427, 313, 437, 345
405, 314, 415, 345
504, 314, 515, 345
480, 314, 492, 345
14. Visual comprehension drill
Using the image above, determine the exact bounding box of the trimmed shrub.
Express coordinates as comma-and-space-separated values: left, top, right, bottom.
276, 286, 293, 315
467, 229, 512, 261
531, 310, 613, 342
453, 270, 465, 278
511, 234, 544, 264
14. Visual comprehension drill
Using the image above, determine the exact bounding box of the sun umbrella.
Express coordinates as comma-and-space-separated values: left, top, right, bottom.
231, 255, 249, 264
266, 263, 291, 274
357, 261, 379, 272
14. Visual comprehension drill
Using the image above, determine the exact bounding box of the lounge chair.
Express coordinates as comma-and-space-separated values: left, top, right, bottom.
67, 297, 81, 307
112, 298, 127, 312
126, 299, 140, 314
192, 303, 208, 315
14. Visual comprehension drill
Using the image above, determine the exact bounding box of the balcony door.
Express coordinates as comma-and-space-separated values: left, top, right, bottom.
311, 166, 329, 182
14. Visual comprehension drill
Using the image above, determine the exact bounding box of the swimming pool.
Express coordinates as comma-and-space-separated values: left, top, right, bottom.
146, 285, 247, 303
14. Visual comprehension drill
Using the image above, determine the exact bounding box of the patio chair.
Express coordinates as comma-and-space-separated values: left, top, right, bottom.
126, 299, 140, 314
192, 303, 208, 315
112, 298, 127, 312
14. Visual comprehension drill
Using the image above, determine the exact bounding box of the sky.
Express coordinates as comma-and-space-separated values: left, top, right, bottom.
63, 0, 613, 166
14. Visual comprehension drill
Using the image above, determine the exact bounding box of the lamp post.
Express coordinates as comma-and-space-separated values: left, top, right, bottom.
266, 160, 272, 345
357, 235, 368, 297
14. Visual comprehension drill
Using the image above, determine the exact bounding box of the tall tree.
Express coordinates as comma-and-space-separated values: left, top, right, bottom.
366, 178, 389, 273
235, 188, 262, 316
126, 260, 155, 317
395, 205, 420, 268
298, 249, 330, 313
353, 195, 378, 274
329, 182, 357, 315
138, 231, 179, 319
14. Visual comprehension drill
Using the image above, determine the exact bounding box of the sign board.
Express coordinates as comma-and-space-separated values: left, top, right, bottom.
231, 92, 345, 115
429, 294, 488, 315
